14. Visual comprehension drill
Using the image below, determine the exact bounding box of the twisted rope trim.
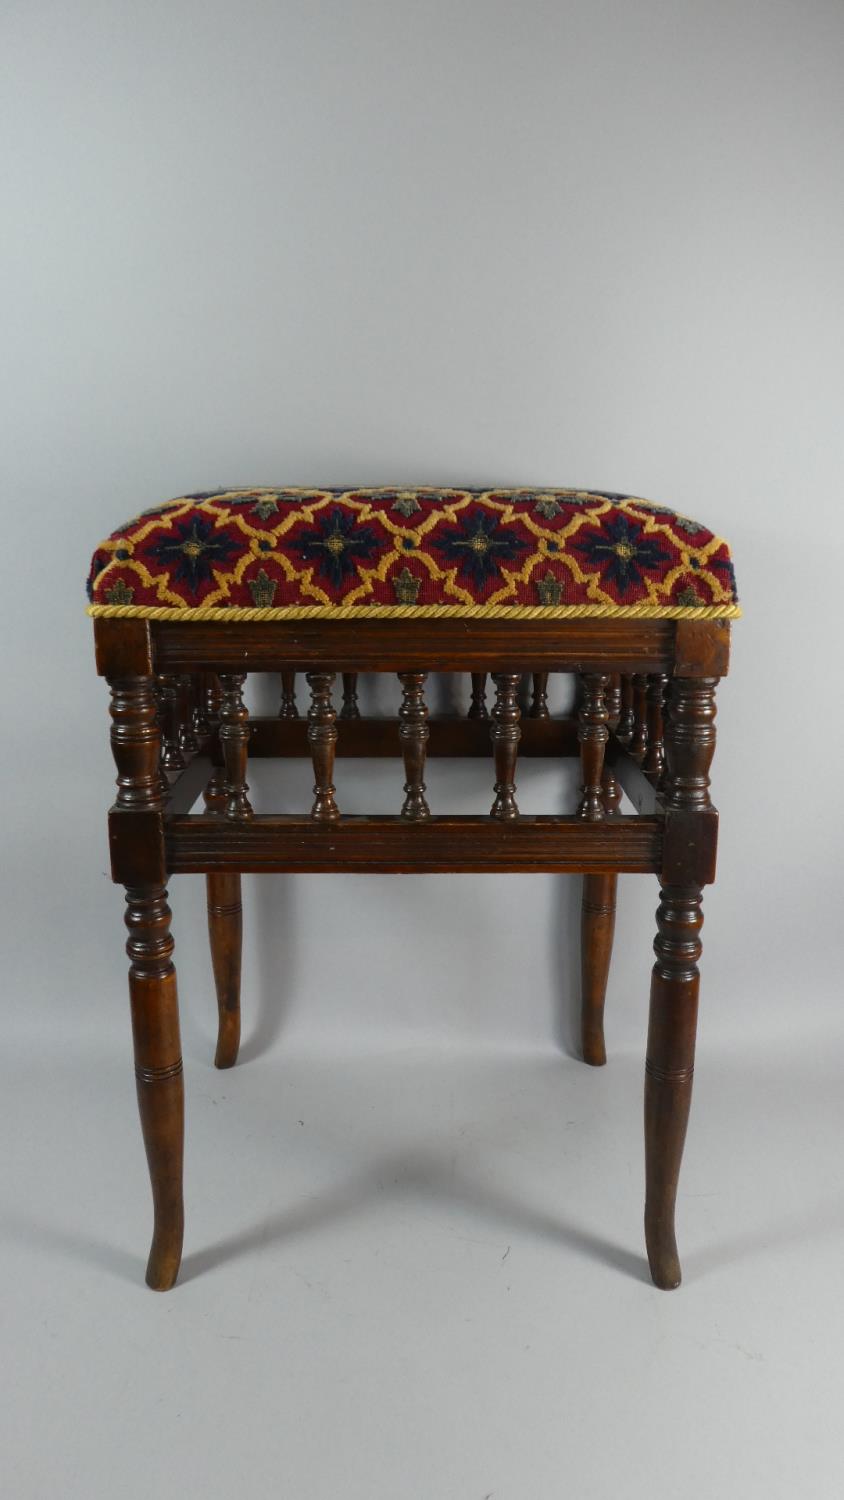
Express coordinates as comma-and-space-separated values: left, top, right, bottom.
88, 602, 741, 622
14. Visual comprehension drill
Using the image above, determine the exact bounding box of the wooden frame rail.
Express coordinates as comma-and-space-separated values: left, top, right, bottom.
165, 811, 662, 875
95, 615, 732, 681
149, 618, 681, 674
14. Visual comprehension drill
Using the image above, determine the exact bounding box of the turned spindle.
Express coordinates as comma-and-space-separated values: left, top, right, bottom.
157, 674, 186, 771
529, 672, 550, 719
617, 674, 635, 743
577, 673, 609, 820
178, 675, 200, 754
605, 673, 622, 728
153, 684, 170, 797
644, 673, 669, 781
468, 672, 489, 720
629, 673, 649, 763
218, 673, 253, 820
203, 763, 227, 812
204, 674, 222, 723
602, 761, 622, 814
490, 672, 521, 819
644, 675, 718, 1290
191, 673, 212, 739
340, 673, 361, 720
398, 671, 430, 819
307, 671, 340, 821
279, 671, 299, 719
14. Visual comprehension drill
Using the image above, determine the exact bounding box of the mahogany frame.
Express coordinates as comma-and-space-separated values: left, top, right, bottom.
94, 613, 730, 1293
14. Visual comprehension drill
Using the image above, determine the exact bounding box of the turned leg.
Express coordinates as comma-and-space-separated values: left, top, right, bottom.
107, 675, 182, 1290
580, 745, 622, 1064
645, 884, 702, 1288
580, 872, 617, 1066
125, 885, 184, 1291
644, 674, 718, 1289
206, 872, 242, 1069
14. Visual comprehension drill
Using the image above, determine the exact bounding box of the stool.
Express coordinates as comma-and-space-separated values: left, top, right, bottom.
87, 486, 739, 1291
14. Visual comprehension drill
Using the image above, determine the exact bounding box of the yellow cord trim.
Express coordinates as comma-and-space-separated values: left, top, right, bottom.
88, 602, 741, 622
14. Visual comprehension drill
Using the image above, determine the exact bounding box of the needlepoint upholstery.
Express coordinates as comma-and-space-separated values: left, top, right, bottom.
86, 487, 740, 621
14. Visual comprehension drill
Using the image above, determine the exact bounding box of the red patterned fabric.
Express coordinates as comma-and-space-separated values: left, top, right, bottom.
87, 487, 739, 618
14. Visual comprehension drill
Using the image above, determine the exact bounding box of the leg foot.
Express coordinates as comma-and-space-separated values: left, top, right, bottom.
207, 872, 242, 1068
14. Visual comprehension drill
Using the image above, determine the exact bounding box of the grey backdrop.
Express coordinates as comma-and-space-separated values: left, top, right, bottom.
2, 3, 843, 1497
3, 0, 840, 1053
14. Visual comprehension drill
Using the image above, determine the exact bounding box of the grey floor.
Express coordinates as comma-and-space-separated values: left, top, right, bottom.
4, 1020, 844, 1496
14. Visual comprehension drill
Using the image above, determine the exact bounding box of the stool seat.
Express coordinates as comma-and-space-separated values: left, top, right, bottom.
87, 487, 739, 620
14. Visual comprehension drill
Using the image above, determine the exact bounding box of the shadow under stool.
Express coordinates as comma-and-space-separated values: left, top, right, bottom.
87, 485, 740, 1292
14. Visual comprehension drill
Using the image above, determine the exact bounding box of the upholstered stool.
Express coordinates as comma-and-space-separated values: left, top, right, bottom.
88, 487, 739, 1291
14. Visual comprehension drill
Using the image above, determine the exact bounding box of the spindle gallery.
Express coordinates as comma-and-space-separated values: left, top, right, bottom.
87, 486, 739, 1291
